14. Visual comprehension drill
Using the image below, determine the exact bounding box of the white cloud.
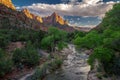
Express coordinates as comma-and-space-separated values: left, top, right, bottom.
21, 0, 117, 17
83, 0, 103, 4
21, 1, 115, 17
19, 0, 118, 27
16, 6, 20, 9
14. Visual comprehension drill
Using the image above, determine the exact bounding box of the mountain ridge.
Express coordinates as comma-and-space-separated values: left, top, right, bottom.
0, 0, 75, 32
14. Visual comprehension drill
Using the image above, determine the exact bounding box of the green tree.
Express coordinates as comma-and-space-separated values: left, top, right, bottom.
88, 47, 114, 67
41, 27, 67, 52
75, 3, 120, 76
100, 3, 120, 32
74, 31, 103, 49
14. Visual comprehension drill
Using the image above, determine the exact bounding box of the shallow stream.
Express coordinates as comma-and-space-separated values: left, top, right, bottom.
45, 44, 90, 80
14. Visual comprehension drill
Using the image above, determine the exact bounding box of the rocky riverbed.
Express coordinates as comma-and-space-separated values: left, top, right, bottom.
44, 44, 90, 80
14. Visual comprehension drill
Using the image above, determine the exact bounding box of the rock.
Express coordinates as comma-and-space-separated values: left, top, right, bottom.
60, 74, 65, 77
45, 44, 90, 80
55, 71, 59, 74
46, 69, 50, 74
43, 12, 68, 25
76, 61, 82, 64
75, 72, 84, 75
63, 64, 68, 67
0, 0, 16, 9
22, 8, 43, 23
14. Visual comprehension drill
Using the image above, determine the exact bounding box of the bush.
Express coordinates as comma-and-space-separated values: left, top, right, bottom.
31, 63, 48, 80
74, 31, 103, 49
0, 35, 9, 48
67, 31, 86, 41
12, 43, 40, 67
110, 38, 120, 51
0, 49, 13, 77
88, 47, 114, 67
32, 58, 63, 80
49, 58, 63, 71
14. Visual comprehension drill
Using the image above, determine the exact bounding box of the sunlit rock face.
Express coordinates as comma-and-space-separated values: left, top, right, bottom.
22, 8, 33, 19
35, 16, 43, 23
0, 0, 16, 9
22, 8, 43, 23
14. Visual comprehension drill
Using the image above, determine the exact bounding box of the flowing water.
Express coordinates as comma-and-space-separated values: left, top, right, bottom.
45, 44, 90, 80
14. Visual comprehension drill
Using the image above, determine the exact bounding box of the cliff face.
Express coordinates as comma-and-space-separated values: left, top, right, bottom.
0, 0, 75, 32
0, 0, 15, 9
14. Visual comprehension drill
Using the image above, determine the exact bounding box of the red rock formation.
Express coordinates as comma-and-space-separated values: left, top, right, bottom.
43, 12, 68, 25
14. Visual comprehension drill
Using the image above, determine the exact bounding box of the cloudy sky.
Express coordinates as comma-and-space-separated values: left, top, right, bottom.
12, 0, 120, 27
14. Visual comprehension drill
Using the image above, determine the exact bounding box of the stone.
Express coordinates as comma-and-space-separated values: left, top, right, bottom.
75, 72, 84, 75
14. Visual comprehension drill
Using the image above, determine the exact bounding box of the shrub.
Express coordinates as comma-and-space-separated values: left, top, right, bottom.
31, 63, 48, 80
0, 49, 13, 77
0, 35, 9, 48
32, 58, 63, 80
74, 31, 103, 49
12, 43, 40, 67
88, 47, 114, 67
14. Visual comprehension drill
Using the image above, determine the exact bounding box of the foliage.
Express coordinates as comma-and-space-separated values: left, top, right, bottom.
74, 31, 103, 49
88, 47, 113, 65
32, 58, 63, 80
67, 30, 86, 41
12, 42, 40, 67
99, 3, 120, 32
31, 63, 48, 80
0, 29, 46, 48
0, 48, 13, 77
0, 33, 9, 48
41, 27, 67, 52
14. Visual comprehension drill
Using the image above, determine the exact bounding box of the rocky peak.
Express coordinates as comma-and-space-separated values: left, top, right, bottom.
51, 12, 59, 17
51, 12, 67, 25
0, 0, 15, 10
43, 12, 68, 25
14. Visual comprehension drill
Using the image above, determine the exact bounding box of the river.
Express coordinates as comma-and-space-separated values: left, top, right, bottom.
44, 44, 90, 80
19, 44, 90, 80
